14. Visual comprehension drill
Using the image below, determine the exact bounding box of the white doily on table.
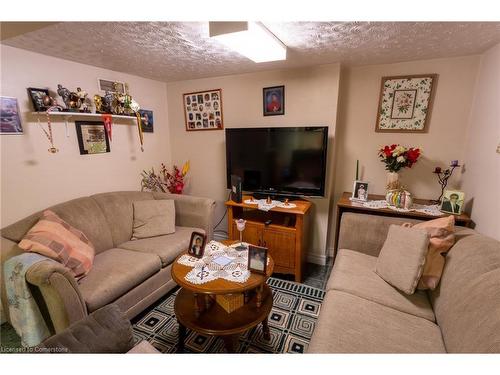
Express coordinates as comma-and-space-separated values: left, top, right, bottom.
244, 198, 297, 212
362, 200, 443, 216
177, 241, 253, 284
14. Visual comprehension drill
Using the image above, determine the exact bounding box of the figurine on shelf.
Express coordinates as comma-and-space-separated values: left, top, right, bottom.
76, 87, 90, 112
94, 94, 104, 113
432, 160, 460, 204
103, 91, 114, 114
57, 84, 71, 109
42, 94, 59, 109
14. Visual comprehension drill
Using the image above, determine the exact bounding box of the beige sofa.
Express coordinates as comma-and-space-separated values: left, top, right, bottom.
1, 191, 215, 334
309, 212, 500, 353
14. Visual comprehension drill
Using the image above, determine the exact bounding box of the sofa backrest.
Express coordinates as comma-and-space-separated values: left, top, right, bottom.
430, 228, 500, 353
1, 197, 114, 254
90, 191, 155, 247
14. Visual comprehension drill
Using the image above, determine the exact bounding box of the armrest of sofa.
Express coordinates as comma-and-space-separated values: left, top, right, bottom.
1, 237, 24, 324
26, 260, 87, 333
338, 212, 422, 257
153, 192, 216, 240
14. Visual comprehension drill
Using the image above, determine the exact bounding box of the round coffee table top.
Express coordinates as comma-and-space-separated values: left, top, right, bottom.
171, 240, 274, 295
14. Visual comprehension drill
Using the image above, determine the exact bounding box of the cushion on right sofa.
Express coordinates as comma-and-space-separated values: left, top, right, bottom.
375, 225, 429, 295
132, 199, 175, 240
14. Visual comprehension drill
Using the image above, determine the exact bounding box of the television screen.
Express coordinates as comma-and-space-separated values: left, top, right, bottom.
225, 127, 328, 197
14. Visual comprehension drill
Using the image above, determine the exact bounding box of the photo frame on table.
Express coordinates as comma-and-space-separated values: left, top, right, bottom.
351, 181, 369, 202
263, 85, 284, 116
75, 121, 110, 155
440, 190, 465, 215
247, 245, 268, 274
139, 109, 154, 133
0, 96, 23, 134
188, 231, 207, 258
183, 89, 223, 131
375, 74, 437, 133
27, 87, 50, 112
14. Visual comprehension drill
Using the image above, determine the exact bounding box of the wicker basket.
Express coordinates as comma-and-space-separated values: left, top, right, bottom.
215, 293, 244, 314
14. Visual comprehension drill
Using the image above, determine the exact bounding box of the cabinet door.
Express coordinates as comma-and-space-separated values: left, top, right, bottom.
262, 228, 296, 268
232, 221, 263, 246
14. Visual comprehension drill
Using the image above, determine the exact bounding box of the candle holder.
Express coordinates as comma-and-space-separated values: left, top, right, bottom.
234, 219, 247, 251
432, 161, 460, 204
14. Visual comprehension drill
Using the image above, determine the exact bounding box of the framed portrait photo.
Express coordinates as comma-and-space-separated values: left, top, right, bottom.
351, 181, 369, 202
440, 190, 465, 215
263, 85, 284, 116
139, 109, 154, 133
75, 121, 110, 155
375, 74, 437, 133
188, 231, 207, 259
183, 89, 223, 131
27, 87, 50, 112
0, 96, 23, 134
247, 245, 268, 274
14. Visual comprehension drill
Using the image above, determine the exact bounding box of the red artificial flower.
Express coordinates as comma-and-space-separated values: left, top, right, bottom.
407, 148, 420, 163
383, 145, 393, 157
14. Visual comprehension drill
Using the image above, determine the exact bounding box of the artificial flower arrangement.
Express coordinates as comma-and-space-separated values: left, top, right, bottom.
141, 161, 190, 194
378, 144, 421, 172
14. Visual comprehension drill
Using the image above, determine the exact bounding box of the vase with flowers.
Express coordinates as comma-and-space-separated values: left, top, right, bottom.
378, 144, 421, 189
141, 161, 190, 194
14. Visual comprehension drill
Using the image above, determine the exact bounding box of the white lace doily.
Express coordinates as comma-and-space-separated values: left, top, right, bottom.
177, 241, 251, 284
362, 200, 443, 216
244, 198, 297, 212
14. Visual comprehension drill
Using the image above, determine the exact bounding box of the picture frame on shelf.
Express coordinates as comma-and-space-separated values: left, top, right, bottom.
0, 96, 23, 134
75, 121, 110, 155
440, 190, 465, 215
27, 87, 50, 112
375, 74, 437, 133
247, 245, 268, 274
263, 85, 285, 116
188, 231, 207, 259
351, 181, 369, 202
97, 78, 125, 94
139, 109, 154, 133
183, 89, 223, 131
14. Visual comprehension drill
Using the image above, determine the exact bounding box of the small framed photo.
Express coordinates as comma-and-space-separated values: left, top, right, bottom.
351, 181, 369, 201
97, 78, 125, 94
1, 96, 23, 134
263, 85, 284, 116
27, 87, 50, 112
139, 109, 154, 133
247, 245, 268, 274
188, 231, 207, 259
440, 190, 465, 215
75, 121, 110, 155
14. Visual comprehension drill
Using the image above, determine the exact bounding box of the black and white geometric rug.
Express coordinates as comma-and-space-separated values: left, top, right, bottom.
132, 277, 325, 353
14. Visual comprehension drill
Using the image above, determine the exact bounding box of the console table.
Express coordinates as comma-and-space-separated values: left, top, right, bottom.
225, 196, 311, 282
334, 192, 472, 253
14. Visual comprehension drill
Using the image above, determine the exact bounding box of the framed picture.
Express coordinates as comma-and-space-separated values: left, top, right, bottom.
247, 245, 268, 274
440, 190, 465, 215
97, 78, 125, 94
75, 121, 110, 155
263, 85, 285, 116
183, 89, 223, 131
139, 109, 154, 133
27, 87, 50, 112
351, 181, 369, 202
188, 231, 207, 258
0, 97, 23, 134
375, 74, 437, 133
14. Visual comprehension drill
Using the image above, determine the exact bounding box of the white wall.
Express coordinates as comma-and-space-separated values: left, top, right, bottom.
462, 43, 500, 240
0, 46, 171, 227
166, 64, 341, 264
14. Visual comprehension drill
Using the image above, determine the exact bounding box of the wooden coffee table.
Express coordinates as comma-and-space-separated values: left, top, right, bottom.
171, 240, 275, 353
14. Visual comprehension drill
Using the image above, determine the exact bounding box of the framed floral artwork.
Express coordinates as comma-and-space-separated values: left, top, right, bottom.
375, 74, 437, 133
183, 89, 223, 131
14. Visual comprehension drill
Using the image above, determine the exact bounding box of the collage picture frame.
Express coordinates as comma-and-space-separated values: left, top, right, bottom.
183, 89, 223, 131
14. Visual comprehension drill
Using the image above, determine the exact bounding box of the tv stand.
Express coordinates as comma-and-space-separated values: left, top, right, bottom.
225, 195, 312, 282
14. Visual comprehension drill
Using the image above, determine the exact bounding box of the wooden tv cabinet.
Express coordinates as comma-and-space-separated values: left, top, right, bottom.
225, 196, 312, 282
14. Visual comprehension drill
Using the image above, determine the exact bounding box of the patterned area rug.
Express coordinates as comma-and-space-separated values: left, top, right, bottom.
132, 277, 325, 353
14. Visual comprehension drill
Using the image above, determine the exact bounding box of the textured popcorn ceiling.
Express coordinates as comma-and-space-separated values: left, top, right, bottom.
2, 22, 500, 82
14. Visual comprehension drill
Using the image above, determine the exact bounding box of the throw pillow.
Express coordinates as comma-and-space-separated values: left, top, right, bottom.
132, 199, 175, 240
404, 215, 455, 290
375, 225, 430, 295
18, 210, 95, 278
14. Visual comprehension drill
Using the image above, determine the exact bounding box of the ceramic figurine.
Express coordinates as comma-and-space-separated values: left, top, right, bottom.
76, 87, 90, 112
103, 91, 114, 114
57, 84, 72, 109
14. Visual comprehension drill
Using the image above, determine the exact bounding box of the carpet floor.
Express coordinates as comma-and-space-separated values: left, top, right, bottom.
132, 277, 325, 353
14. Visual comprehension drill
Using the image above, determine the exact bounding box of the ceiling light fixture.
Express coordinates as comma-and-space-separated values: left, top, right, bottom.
209, 22, 287, 63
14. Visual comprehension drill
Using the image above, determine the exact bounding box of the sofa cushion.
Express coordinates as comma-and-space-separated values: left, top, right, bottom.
327, 249, 435, 322
118, 226, 204, 266
132, 199, 175, 240
78, 248, 161, 312
375, 225, 429, 295
308, 290, 446, 353
430, 232, 500, 353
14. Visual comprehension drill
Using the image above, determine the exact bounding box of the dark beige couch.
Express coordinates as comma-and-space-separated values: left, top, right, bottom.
309, 212, 500, 353
1, 191, 215, 335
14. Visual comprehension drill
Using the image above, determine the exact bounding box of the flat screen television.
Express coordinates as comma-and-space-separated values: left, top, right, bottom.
225, 126, 328, 198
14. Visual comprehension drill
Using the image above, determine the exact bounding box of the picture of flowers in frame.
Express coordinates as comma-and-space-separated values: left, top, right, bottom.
183, 89, 223, 131
375, 74, 437, 133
